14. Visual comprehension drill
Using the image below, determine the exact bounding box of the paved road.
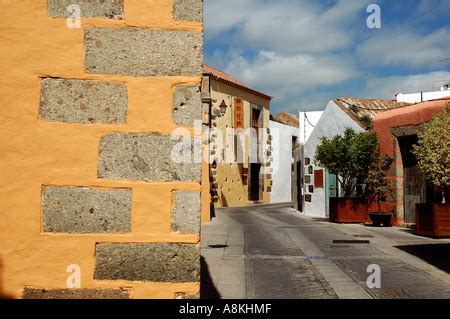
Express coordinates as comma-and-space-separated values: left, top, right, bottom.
201, 204, 450, 299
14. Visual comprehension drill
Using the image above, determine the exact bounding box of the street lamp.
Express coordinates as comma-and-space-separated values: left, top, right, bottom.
219, 100, 228, 116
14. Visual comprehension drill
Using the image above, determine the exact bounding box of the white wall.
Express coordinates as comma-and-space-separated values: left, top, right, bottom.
299, 111, 324, 145
396, 90, 450, 103
302, 101, 364, 218
270, 120, 299, 203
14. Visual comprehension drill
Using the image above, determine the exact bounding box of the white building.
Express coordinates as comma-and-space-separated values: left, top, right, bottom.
269, 113, 299, 204
302, 98, 410, 218
299, 111, 323, 145
396, 85, 450, 104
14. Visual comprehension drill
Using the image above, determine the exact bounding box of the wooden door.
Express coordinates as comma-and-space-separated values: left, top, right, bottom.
326, 171, 338, 216
249, 164, 261, 201
399, 136, 426, 223
296, 161, 303, 211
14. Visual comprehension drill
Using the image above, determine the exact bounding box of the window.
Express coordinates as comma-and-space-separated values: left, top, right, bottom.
314, 170, 324, 188
292, 136, 298, 157
251, 109, 261, 130
305, 175, 311, 184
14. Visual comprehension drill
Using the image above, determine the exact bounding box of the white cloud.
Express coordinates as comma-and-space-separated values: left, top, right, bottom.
226, 50, 357, 91
205, 0, 372, 54
220, 50, 358, 113
204, 0, 450, 113
356, 27, 450, 69
364, 71, 450, 99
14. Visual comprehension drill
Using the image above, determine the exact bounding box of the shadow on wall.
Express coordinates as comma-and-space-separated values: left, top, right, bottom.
394, 243, 450, 274
200, 257, 221, 299
220, 191, 228, 207
0, 256, 13, 299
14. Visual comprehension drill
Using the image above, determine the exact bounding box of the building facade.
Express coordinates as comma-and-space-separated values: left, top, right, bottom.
396, 87, 450, 104
202, 65, 272, 210
373, 98, 450, 225
269, 117, 299, 204
302, 98, 409, 218
1, 0, 204, 299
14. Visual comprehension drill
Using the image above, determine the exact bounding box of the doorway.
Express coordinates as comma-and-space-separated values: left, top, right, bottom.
249, 163, 261, 201
325, 170, 338, 216
296, 161, 303, 211
399, 135, 427, 223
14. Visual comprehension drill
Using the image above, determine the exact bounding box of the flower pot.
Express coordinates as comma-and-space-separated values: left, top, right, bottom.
416, 203, 450, 238
368, 212, 393, 227
329, 198, 368, 223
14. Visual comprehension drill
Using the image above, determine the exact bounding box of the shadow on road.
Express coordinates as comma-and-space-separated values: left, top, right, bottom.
395, 243, 450, 273
200, 257, 221, 299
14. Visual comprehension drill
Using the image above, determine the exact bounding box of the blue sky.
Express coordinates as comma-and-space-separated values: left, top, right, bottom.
204, 0, 450, 114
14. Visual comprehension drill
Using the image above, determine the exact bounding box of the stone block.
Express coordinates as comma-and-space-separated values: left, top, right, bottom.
22, 288, 129, 299
172, 191, 200, 234
173, 85, 201, 126
94, 243, 200, 282
39, 78, 127, 124
47, 0, 123, 19
42, 186, 132, 233
85, 28, 203, 76
98, 133, 201, 182
173, 0, 203, 22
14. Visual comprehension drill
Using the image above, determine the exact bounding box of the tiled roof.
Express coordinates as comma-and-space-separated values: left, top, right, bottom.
333, 97, 411, 129
203, 64, 272, 100
272, 112, 299, 128
374, 97, 450, 122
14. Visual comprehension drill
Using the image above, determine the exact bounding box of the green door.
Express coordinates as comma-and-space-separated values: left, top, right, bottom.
325, 170, 338, 216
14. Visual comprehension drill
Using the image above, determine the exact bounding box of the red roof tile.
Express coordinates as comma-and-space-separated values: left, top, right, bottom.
203, 64, 272, 101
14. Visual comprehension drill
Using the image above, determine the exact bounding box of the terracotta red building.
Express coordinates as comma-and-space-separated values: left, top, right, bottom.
372, 97, 450, 226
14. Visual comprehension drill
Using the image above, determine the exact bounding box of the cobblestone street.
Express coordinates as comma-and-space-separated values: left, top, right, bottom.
201, 204, 450, 299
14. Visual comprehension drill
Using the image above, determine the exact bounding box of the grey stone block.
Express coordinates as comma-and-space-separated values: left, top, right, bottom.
173, 0, 203, 22
22, 288, 129, 299
176, 293, 200, 299
47, 0, 124, 19
98, 133, 202, 182
94, 243, 200, 282
172, 191, 201, 234
42, 186, 132, 234
85, 28, 203, 77
39, 78, 128, 125
173, 85, 201, 126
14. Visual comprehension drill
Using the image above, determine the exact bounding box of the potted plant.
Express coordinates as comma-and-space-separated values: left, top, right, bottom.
315, 128, 378, 223
412, 103, 450, 237
365, 149, 394, 226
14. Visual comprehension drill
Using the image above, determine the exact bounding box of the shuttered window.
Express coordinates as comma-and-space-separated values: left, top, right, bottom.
314, 169, 324, 188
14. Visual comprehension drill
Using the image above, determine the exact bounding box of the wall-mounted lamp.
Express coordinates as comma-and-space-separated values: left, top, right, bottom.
219, 100, 228, 116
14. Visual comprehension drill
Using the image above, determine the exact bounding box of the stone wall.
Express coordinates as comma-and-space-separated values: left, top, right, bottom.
0, 0, 203, 299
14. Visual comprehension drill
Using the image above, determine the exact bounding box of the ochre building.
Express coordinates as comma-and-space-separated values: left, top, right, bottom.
0, 0, 204, 299
202, 65, 272, 211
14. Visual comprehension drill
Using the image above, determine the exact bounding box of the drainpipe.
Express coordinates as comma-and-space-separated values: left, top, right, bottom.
201, 73, 213, 209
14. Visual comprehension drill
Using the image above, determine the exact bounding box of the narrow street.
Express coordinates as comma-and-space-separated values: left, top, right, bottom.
201, 204, 450, 299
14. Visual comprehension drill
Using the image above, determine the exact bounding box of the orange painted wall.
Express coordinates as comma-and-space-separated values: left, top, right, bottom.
0, 0, 203, 299
372, 98, 449, 223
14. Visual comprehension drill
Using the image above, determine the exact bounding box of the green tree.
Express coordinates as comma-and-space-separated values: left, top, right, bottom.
315, 128, 378, 198
412, 103, 450, 204
365, 149, 393, 211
